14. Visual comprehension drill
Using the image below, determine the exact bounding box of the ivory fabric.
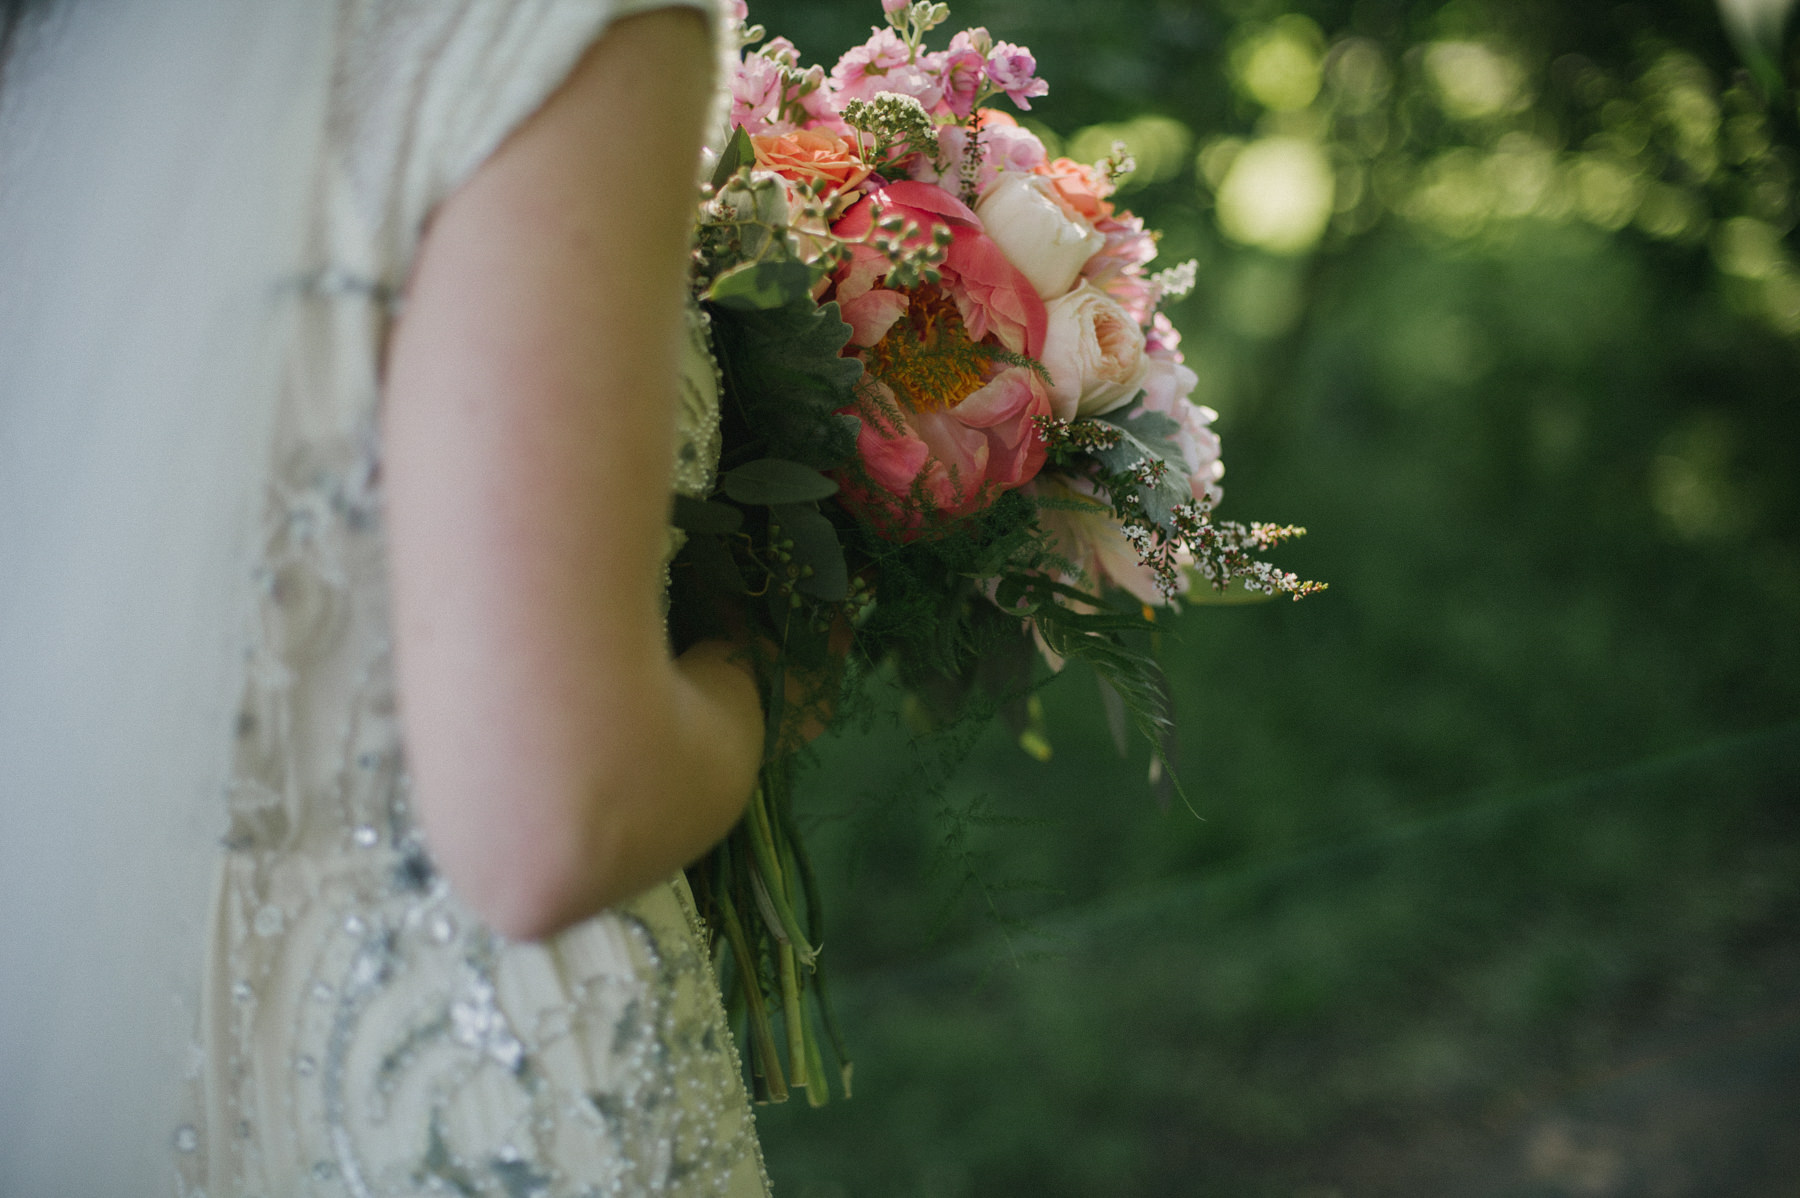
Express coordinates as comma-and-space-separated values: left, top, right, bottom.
171, 2, 768, 1194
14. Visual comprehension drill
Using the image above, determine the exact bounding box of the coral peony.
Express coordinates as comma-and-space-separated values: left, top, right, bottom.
826, 184, 1054, 530
833, 181, 1047, 356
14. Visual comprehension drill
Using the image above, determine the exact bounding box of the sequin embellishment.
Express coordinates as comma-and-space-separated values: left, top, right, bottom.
176, 301, 768, 1195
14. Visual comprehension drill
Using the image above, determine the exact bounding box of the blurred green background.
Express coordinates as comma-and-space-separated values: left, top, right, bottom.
745, 1, 1800, 1193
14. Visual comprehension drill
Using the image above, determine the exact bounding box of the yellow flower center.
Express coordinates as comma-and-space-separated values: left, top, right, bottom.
863, 286, 990, 413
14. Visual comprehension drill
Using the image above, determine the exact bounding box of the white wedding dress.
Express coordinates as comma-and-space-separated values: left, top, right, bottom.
0, 1, 768, 1194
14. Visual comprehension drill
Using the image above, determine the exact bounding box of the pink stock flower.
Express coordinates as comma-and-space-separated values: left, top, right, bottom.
726, 0, 748, 20
882, 0, 908, 12
830, 28, 945, 110
985, 41, 1048, 110
826, 182, 1053, 531
731, 52, 791, 135
761, 35, 802, 67
936, 32, 990, 118
912, 110, 1048, 195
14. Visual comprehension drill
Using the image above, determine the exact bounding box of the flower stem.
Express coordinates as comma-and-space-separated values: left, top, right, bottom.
715, 847, 788, 1103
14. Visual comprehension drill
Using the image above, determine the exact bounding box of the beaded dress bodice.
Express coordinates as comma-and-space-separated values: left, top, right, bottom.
170, 2, 766, 1194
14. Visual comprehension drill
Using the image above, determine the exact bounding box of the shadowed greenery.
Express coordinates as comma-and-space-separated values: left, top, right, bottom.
738, 1, 1800, 1192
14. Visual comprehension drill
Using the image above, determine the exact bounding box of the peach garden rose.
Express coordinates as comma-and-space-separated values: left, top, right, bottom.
751, 128, 873, 206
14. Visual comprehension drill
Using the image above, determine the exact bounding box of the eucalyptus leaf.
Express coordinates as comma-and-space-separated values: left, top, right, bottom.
706, 259, 817, 312
772, 502, 849, 601
722, 458, 840, 505
677, 530, 748, 597
711, 124, 755, 191
671, 494, 744, 536
1112, 407, 1185, 465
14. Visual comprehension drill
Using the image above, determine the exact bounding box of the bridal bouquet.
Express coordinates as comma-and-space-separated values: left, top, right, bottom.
674, 0, 1322, 1105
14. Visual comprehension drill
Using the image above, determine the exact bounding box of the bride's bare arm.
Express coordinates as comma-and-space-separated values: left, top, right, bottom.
383, 10, 762, 941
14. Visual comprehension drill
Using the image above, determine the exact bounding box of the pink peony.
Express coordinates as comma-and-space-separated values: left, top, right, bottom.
911, 110, 1048, 196
1082, 213, 1161, 323
977, 111, 1050, 175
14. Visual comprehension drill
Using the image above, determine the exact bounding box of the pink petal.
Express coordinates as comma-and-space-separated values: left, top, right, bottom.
840, 288, 911, 347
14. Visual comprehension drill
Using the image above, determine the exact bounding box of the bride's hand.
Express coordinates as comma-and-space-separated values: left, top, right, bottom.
702, 599, 854, 757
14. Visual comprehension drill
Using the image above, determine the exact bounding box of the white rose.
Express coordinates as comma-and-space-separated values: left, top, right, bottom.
974, 172, 1106, 301
1039, 282, 1150, 419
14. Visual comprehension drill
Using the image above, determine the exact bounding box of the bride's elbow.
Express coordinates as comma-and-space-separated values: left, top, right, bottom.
407, 651, 764, 942
419, 743, 753, 943
427, 778, 641, 943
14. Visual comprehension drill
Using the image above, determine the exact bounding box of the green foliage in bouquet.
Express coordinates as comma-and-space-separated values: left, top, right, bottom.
669, 9, 1323, 1107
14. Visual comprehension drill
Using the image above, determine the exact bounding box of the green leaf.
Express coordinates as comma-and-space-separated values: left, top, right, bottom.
676, 531, 748, 597
671, 494, 744, 536
711, 124, 755, 192
1111, 406, 1185, 465
772, 502, 849, 601
1090, 422, 1190, 526
722, 458, 840, 505
708, 299, 864, 471
705, 259, 817, 312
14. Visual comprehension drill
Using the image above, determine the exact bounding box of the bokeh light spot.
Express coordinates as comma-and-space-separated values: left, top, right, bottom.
1325, 38, 1391, 115
1713, 216, 1784, 279
1215, 136, 1335, 254
1569, 155, 1641, 231
1231, 16, 1326, 112
1067, 115, 1195, 190
1425, 41, 1529, 121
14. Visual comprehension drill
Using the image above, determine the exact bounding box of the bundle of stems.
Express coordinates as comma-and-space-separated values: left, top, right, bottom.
689, 758, 853, 1106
